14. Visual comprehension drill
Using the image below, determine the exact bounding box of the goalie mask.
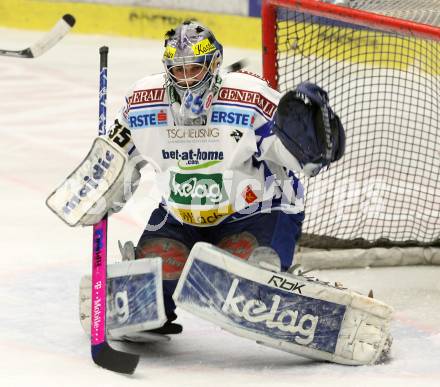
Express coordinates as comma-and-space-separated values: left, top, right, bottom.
162, 20, 223, 96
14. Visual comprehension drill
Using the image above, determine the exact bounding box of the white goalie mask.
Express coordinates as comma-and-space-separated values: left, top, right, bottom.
162, 21, 223, 125
162, 20, 223, 95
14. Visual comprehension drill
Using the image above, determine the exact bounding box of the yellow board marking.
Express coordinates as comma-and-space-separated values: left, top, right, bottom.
0, 0, 261, 49
277, 20, 440, 75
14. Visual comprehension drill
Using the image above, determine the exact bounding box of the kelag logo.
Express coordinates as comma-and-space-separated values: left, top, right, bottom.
169, 172, 228, 206
211, 107, 255, 128
128, 109, 167, 128
162, 148, 224, 170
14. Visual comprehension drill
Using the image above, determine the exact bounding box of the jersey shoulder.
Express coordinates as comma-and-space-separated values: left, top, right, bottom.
217, 71, 281, 118
125, 73, 167, 106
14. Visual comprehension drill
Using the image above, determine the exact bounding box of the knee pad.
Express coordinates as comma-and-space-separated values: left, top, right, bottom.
136, 238, 190, 280
217, 232, 259, 260
217, 232, 282, 271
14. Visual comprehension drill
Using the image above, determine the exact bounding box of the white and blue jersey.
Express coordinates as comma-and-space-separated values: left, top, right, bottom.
110, 70, 305, 227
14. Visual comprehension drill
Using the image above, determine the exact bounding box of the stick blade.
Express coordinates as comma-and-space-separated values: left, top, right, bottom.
29, 14, 76, 58
92, 342, 139, 374
0, 14, 75, 58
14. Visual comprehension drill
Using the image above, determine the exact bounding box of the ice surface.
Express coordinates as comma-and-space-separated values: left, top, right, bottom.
0, 28, 439, 387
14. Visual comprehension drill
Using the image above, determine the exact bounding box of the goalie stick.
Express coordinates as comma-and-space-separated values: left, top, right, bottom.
90, 46, 139, 374
0, 14, 75, 58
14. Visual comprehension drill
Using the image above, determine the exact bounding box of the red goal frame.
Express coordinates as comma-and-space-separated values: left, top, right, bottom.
262, 0, 440, 90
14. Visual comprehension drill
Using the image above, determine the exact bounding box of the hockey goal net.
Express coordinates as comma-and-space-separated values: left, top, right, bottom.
262, 0, 440, 268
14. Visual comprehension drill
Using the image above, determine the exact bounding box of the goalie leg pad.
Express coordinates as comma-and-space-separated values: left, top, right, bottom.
173, 242, 393, 365
79, 257, 167, 340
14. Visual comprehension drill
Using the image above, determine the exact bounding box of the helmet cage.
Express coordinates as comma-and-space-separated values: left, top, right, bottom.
164, 51, 221, 92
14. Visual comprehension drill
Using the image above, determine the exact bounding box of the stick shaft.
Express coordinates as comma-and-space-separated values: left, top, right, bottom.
89, 46, 139, 374
91, 46, 109, 347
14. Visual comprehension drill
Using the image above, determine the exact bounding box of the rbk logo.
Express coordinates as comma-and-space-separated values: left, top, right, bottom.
268, 275, 305, 294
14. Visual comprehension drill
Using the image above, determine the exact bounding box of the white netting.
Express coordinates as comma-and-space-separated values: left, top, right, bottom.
348, 0, 440, 26
273, 4, 440, 250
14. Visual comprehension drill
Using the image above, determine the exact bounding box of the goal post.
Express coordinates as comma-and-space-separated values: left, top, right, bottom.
261, 0, 440, 268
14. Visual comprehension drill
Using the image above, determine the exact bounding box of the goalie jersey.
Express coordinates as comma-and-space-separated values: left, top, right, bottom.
110, 71, 305, 227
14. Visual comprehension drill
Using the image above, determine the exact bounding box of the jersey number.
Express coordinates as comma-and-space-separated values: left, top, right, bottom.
109, 120, 131, 148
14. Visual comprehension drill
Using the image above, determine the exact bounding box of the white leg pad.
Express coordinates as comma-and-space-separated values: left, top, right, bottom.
173, 242, 393, 365
79, 257, 167, 341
